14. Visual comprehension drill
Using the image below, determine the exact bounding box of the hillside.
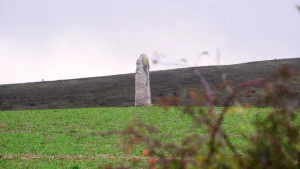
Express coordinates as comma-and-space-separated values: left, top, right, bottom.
0, 58, 299, 110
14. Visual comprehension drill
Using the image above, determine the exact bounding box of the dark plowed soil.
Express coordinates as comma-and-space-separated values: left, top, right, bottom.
0, 58, 299, 110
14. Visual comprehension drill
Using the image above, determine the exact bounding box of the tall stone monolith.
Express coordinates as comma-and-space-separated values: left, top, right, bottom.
135, 54, 151, 106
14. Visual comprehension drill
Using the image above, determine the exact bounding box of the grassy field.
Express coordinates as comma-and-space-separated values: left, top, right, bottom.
0, 106, 294, 168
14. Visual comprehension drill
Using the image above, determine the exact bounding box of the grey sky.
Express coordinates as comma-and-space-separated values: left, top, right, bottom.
0, 0, 299, 84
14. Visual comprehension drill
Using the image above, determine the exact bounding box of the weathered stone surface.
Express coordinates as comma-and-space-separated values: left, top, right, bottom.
135, 54, 151, 106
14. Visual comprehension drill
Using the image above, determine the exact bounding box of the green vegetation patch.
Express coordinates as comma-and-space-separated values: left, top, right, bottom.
0, 107, 295, 168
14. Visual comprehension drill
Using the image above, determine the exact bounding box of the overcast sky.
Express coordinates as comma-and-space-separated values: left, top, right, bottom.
0, 0, 299, 84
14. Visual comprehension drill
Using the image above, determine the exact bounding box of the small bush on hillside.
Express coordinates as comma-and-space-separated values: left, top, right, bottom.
103, 66, 299, 169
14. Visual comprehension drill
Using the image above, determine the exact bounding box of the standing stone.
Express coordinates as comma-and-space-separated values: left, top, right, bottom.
135, 54, 151, 106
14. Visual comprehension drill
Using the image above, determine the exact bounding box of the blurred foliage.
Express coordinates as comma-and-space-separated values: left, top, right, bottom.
104, 66, 299, 169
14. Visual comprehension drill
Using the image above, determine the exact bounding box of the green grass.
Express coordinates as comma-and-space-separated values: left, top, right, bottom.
0, 106, 294, 168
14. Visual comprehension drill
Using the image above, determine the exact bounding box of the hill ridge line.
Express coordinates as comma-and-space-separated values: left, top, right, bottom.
0, 58, 299, 110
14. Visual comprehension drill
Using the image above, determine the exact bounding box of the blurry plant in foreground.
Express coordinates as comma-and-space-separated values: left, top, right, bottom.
103, 56, 299, 168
